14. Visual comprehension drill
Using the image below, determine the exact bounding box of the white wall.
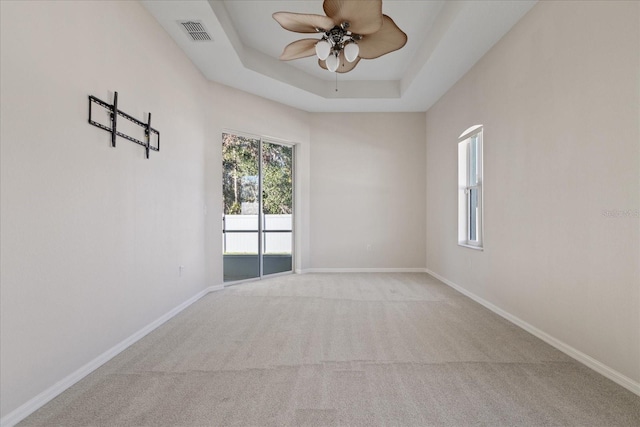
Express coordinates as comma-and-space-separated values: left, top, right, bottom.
426, 0, 639, 385
10, 0, 636, 421
0, 1, 317, 419
310, 113, 426, 270
1, 1, 427, 417
0, 0, 213, 418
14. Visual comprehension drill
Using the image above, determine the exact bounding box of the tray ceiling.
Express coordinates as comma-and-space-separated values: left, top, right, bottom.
141, 0, 537, 112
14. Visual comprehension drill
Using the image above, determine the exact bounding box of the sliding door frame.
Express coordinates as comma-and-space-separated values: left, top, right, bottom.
222, 130, 295, 284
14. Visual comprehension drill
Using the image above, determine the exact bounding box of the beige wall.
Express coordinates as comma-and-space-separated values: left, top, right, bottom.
0, 0, 314, 420
0, 0, 211, 417
0, 1, 425, 419
309, 113, 426, 270
3, 0, 638, 422
426, 0, 640, 384
203, 82, 311, 280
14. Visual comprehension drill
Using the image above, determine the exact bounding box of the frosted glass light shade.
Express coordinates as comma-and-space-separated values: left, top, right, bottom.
315, 40, 331, 60
325, 53, 339, 72
344, 43, 359, 62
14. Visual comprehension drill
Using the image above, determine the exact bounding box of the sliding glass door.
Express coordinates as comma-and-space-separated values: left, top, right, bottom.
261, 141, 293, 275
222, 133, 293, 282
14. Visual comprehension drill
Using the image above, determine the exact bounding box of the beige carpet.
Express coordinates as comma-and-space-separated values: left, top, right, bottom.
19, 273, 640, 426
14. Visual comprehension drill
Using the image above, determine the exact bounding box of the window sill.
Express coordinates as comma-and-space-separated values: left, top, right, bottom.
458, 243, 483, 251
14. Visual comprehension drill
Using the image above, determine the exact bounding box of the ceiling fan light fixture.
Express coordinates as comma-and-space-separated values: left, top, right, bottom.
344, 42, 359, 63
325, 52, 339, 72
274, 0, 407, 73
315, 39, 331, 60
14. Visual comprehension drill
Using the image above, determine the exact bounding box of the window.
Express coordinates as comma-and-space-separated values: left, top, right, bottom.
458, 125, 483, 249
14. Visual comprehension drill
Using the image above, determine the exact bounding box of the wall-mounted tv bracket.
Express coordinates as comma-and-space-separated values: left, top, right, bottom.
88, 91, 160, 159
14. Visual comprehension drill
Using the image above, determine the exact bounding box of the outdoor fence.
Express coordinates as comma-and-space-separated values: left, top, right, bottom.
223, 214, 292, 254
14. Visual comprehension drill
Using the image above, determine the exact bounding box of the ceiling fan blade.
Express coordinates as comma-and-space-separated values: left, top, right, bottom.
323, 0, 383, 35
357, 15, 407, 59
318, 52, 361, 73
273, 12, 335, 33
336, 55, 361, 73
280, 38, 319, 60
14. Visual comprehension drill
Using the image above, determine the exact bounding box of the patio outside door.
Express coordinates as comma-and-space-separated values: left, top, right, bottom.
222, 133, 293, 282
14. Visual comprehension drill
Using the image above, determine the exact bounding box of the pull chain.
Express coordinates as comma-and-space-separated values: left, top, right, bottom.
335, 72, 338, 92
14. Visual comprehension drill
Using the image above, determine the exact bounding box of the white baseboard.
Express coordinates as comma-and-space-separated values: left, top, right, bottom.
0, 284, 224, 427
425, 269, 640, 397
6, 270, 637, 427
301, 268, 428, 274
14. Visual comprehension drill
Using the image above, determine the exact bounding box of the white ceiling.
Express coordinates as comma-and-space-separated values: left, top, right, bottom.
141, 0, 537, 113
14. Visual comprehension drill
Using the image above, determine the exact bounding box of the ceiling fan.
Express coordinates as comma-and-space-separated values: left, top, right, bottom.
273, 0, 407, 73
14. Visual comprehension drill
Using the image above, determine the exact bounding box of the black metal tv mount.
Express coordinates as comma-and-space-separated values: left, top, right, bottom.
88, 91, 160, 159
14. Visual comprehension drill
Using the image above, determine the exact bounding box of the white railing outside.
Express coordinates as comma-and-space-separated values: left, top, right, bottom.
223, 214, 292, 254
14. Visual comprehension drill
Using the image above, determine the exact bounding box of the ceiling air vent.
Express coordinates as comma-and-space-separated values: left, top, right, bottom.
179, 21, 212, 42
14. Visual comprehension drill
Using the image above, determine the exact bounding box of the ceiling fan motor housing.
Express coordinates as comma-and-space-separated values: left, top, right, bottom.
323, 25, 360, 62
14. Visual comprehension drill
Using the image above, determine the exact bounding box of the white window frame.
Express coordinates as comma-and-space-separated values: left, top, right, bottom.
458, 125, 483, 250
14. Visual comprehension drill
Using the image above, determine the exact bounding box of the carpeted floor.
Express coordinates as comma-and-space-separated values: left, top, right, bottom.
19, 273, 640, 426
